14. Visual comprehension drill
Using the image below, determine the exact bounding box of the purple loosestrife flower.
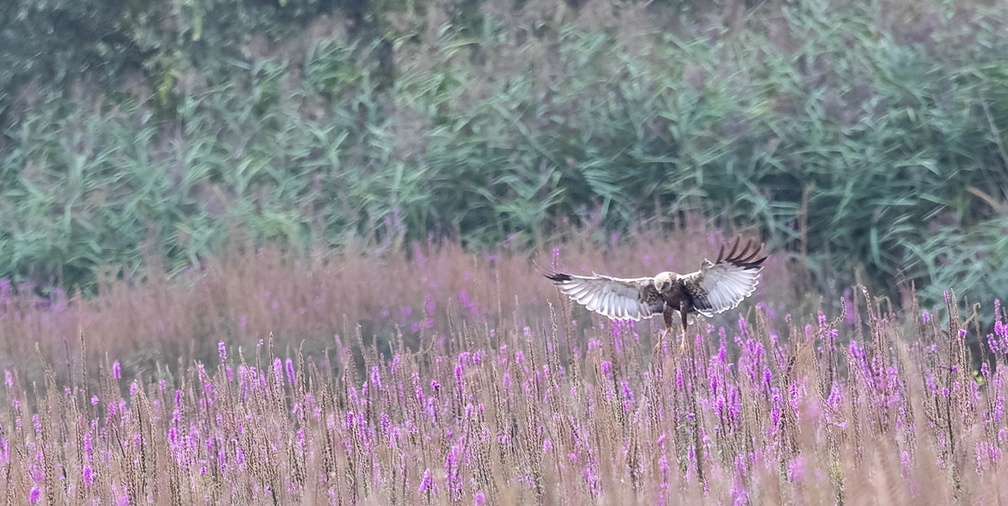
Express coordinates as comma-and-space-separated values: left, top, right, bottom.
112, 361, 121, 379
273, 358, 284, 388
731, 458, 749, 505
620, 381, 634, 412
419, 467, 433, 492
424, 293, 436, 315
380, 412, 390, 436
28, 487, 40, 504
285, 359, 296, 385
459, 290, 478, 315
789, 380, 802, 414
454, 358, 465, 391
727, 387, 741, 423
769, 387, 783, 433
788, 456, 805, 483
445, 445, 462, 497
83, 431, 93, 456
218, 341, 227, 362
82, 465, 94, 486
993, 300, 1007, 351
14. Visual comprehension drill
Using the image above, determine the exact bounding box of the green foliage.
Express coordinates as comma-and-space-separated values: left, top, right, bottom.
1, 0, 1007, 304
0, 0, 345, 122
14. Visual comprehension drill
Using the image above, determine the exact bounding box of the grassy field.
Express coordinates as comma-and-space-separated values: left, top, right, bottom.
0, 228, 1005, 503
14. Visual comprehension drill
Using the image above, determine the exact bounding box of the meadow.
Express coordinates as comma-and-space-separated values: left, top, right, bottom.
1, 228, 1005, 504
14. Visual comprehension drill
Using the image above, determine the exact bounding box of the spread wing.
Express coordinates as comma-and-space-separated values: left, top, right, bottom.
545, 272, 664, 321
682, 238, 767, 317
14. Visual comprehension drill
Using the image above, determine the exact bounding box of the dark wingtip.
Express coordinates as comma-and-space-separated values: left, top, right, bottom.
720, 237, 767, 268
545, 272, 572, 283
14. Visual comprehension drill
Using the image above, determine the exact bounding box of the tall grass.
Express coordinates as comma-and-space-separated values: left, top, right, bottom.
0, 230, 1006, 503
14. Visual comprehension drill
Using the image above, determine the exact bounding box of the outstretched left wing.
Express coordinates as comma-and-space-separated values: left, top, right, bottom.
682, 238, 766, 317
545, 272, 664, 321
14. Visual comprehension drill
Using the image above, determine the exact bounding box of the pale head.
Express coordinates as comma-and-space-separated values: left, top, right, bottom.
653, 271, 677, 293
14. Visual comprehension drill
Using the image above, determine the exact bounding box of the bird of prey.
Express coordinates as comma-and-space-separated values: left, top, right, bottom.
545, 237, 767, 351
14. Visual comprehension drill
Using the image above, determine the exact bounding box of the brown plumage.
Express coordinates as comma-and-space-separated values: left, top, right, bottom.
545, 237, 767, 349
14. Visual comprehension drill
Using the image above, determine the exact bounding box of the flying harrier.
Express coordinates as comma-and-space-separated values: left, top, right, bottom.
546, 237, 766, 350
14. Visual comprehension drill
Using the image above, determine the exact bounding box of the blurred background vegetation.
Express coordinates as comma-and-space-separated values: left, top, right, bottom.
0, 0, 1006, 311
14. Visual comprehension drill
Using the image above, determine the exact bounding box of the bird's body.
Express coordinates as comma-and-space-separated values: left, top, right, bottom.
546, 237, 767, 350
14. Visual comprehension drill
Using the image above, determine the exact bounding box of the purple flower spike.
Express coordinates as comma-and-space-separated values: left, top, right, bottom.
285, 359, 296, 385
419, 467, 433, 492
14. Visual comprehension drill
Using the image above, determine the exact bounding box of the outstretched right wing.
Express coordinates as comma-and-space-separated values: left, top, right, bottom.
682, 237, 766, 317
545, 272, 664, 321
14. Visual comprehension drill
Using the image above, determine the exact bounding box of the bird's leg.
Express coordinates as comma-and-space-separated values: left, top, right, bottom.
678, 302, 689, 354
656, 305, 676, 355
